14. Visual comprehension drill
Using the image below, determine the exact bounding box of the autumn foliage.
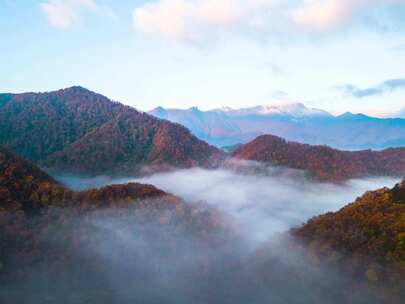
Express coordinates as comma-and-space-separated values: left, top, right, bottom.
232, 134, 405, 182
0, 146, 225, 278
0, 87, 224, 176
293, 179, 405, 285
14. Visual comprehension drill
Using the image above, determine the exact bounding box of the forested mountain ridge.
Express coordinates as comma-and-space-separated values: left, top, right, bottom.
44, 111, 223, 175
0, 146, 225, 277
232, 134, 405, 182
293, 179, 405, 284
0, 87, 125, 162
0, 144, 195, 219
0, 87, 224, 176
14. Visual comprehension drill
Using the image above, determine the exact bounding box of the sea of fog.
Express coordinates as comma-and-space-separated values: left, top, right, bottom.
58, 165, 399, 246
11, 164, 396, 304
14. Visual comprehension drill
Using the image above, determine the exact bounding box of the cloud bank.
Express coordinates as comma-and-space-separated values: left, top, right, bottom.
12, 165, 396, 303
58, 164, 398, 245
130, 166, 397, 244
290, 0, 367, 32
132, 0, 405, 42
0, 204, 386, 303
132, 0, 264, 43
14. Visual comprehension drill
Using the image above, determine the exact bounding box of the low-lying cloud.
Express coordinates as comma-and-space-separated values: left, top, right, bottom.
131, 166, 397, 243
59, 163, 398, 246
6, 164, 397, 303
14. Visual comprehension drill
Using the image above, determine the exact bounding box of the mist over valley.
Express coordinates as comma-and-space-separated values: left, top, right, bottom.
1, 83, 405, 303
3, 159, 401, 303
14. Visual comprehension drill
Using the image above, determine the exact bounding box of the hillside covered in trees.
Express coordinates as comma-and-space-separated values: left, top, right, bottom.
0, 146, 226, 279
293, 179, 405, 286
0, 87, 224, 176
232, 134, 405, 182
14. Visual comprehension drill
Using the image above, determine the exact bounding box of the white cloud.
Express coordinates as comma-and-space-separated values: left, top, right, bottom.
290, 0, 363, 32
40, 0, 115, 29
133, 0, 240, 42
132, 0, 405, 42
290, 0, 405, 32
132, 0, 278, 42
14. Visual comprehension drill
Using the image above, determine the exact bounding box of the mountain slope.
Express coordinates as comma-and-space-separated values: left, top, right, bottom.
0, 144, 182, 213
231, 134, 405, 182
149, 105, 405, 149
293, 180, 405, 283
0, 87, 125, 162
0, 145, 59, 212
0, 146, 225, 276
0, 87, 224, 175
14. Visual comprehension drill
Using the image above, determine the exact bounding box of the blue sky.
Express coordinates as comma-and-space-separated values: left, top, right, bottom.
1, 0, 405, 116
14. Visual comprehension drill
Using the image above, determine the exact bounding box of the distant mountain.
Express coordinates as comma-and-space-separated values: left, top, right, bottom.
213, 102, 331, 117
293, 179, 405, 283
149, 104, 405, 150
149, 106, 242, 147
231, 134, 405, 182
0, 87, 224, 176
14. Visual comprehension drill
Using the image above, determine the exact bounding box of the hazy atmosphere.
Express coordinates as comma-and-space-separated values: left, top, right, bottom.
2, 1, 405, 303
59, 164, 399, 244
3, 165, 398, 303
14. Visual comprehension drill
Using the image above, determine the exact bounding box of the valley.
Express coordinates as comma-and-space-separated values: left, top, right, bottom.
0, 87, 404, 303
4, 2, 405, 302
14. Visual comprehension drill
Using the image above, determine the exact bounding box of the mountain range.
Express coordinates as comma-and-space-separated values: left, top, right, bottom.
1, 86, 405, 183
1, 86, 405, 301
149, 103, 405, 150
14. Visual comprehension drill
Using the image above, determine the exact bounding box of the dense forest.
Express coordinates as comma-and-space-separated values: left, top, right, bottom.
232, 134, 405, 182
293, 179, 405, 285
0, 87, 224, 176
0, 146, 226, 278
3, 87, 405, 182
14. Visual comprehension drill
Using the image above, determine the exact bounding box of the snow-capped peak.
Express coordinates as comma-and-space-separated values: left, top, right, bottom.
218, 106, 234, 112
214, 102, 331, 118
